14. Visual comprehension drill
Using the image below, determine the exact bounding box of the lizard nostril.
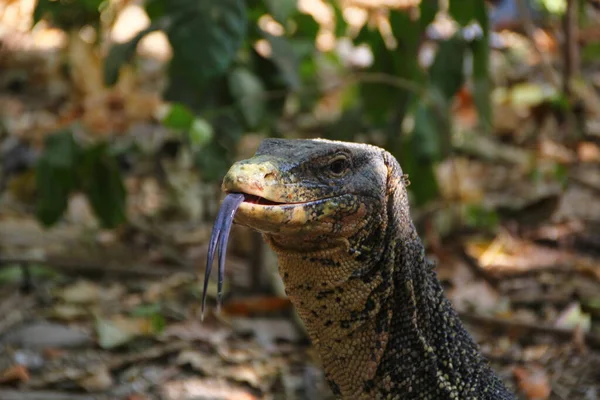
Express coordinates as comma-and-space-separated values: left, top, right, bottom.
264, 172, 276, 183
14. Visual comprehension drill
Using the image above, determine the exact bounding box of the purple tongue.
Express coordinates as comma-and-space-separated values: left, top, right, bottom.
201, 193, 245, 320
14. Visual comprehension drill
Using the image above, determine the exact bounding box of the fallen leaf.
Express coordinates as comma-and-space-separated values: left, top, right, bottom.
95, 315, 153, 349
176, 349, 222, 375
48, 303, 87, 321
578, 142, 600, 162
78, 366, 114, 391
161, 377, 258, 400
513, 365, 551, 400
56, 280, 124, 304
448, 280, 503, 315
161, 320, 229, 346
230, 318, 301, 350
221, 296, 292, 316
555, 302, 591, 332
0, 364, 30, 384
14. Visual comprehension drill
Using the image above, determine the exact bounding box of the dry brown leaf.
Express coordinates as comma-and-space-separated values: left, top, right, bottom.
465, 234, 572, 274
222, 296, 293, 316
578, 142, 600, 162
0, 364, 30, 384
161, 320, 230, 346
448, 280, 502, 315
161, 377, 258, 400
513, 365, 551, 400
78, 366, 114, 391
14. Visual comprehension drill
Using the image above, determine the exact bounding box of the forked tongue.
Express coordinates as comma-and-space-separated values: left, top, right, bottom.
201, 193, 245, 320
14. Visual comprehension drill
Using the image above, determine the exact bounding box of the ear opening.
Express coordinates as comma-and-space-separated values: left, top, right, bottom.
382, 151, 404, 195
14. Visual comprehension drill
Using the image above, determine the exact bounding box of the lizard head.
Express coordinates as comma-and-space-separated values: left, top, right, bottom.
221, 138, 397, 249
204, 138, 415, 394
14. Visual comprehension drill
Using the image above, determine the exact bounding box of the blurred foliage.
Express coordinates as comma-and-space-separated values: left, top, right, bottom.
31, 0, 498, 227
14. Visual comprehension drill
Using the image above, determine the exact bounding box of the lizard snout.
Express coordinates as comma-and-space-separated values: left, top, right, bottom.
221, 159, 285, 202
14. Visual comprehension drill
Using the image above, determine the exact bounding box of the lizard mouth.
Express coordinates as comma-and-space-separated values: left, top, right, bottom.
239, 193, 288, 206
201, 191, 347, 317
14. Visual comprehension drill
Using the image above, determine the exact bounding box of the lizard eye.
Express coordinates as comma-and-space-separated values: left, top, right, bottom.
328, 156, 349, 177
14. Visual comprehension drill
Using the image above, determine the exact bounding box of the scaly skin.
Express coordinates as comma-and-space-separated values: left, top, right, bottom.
222, 138, 514, 399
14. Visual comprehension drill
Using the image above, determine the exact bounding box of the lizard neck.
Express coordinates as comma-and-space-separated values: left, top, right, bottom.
266, 235, 390, 398
269, 226, 510, 399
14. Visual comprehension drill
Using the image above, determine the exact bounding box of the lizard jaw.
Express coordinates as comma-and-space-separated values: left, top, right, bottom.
229, 191, 347, 235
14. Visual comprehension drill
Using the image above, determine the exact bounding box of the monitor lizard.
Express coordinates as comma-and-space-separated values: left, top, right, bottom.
203, 138, 515, 399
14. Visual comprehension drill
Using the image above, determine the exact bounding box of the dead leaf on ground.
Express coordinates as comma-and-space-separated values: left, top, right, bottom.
0, 364, 30, 384
577, 142, 600, 162
230, 318, 301, 351
448, 280, 504, 315
161, 377, 258, 400
465, 234, 571, 274
513, 365, 551, 400
555, 302, 591, 332
161, 320, 230, 346
221, 296, 292, 316
176, 349, 222, 375
47, 303, 88, 321
56, 280, 125, 305
143, 272, 194, 302
77, 365, 113, 391
95, 315, 155, 349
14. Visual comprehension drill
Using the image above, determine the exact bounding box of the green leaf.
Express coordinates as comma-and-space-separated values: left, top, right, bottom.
228, 67, 266, 129
293, 13, 320, 40
154, 0, 247, 86
35, 158, 76, 226
195, 141, 231, 182
189, 118, 214, 147
43, 130, 79, 168
95, 317, 136, 349
398, 136, 439, 206
411, 102, 446, 161
145, 0, 168, 20
195, 113, 242, 182
130, 303, 162, 317
33, 0, 103, 29
265, 0, 297, 25
162, 103, 195, 130
0, 264, 60, 284
249, 48, 288, 116
471, 0, 491, 132
473, 0, 489, 35
429, 36, 466, 100
329, 0, 348, 37
420, 0, 440, 28
104, 24, 161, 86
263, 32, 301, 89
538, 0, 566, 14
472, 38, 491, 132
358, 11, 421, 124
464, 204, 499, 230
80, 144, 126, 229
35, 131, 80, 227
448, 0, 476, 26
